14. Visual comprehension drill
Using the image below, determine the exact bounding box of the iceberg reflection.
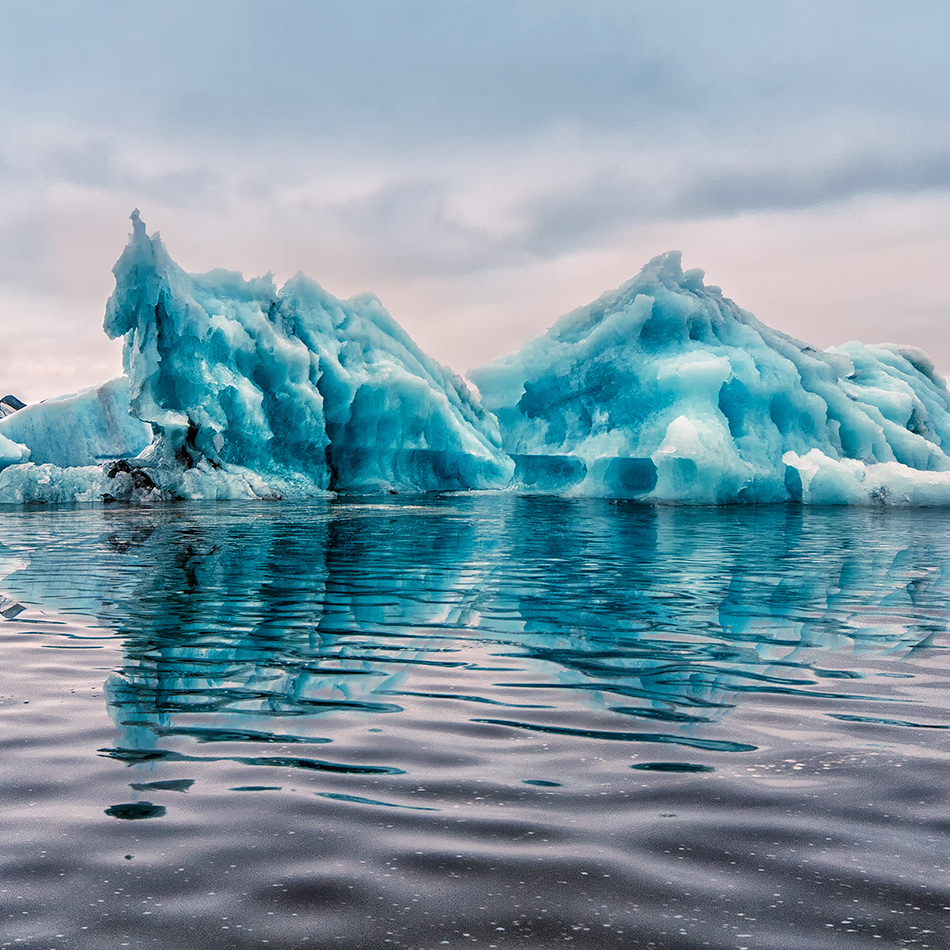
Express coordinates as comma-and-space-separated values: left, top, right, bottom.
0, 498, 948, 759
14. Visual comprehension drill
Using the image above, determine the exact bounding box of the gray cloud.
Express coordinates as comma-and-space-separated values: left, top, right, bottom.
3, 1, 948, 154
4, 0, 950, 400
679, 151, 950, 219
511, 146, 950, 263
311, 139, 950, 282
324, 178, 525, 276
26, 140, 223, 209
0, 214, 57, 292
47, 141, 121, 190
3, 2, 950, 256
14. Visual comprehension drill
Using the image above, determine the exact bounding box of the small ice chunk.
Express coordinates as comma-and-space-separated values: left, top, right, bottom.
0, 432, 29, 470
0, 377, 151, 468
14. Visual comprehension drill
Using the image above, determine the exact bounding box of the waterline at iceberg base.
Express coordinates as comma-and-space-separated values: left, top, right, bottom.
3, 212, 950, 505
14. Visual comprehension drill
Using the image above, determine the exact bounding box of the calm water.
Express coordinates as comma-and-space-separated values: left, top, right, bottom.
1, 497, 949, 949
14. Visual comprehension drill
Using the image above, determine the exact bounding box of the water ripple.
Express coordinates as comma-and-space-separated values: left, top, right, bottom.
1, 499, 949, 948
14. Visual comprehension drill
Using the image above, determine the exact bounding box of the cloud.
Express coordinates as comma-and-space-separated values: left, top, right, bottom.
4, 112, 950, 300
678, 149, 950, 219
3, 1, 950, 399
3, 2, 947, 153
0, 213, 57, 293
512, 141, 950, 261
293, 132, 950, 281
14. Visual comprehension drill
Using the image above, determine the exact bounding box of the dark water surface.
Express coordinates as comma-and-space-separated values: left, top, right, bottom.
1, 497, 949, 949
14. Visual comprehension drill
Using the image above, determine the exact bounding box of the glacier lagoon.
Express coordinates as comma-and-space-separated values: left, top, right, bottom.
1, 497, 949, 949
1, 219, 950, 950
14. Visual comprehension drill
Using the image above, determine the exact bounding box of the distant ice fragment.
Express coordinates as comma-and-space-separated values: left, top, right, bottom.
0, 596, 26, 620
0, 395, 26, 418
0, 377, 151, 469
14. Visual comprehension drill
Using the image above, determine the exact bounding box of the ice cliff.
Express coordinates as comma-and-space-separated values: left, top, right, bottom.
470, 252, 950, 504
3, 217, 950, 505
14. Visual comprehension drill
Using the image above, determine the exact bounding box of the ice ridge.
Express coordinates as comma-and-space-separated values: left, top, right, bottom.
469, 251, 950, 504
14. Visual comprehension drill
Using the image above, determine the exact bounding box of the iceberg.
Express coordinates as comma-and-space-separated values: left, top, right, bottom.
0, 377, 151, 468
97, 210, 512, 500
0, 377, 154, 504
470, 252, 950, 505
3, 216, 950, 506
1, 212, 512, 503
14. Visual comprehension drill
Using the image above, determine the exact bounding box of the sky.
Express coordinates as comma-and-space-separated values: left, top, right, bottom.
2, 0, 950, 404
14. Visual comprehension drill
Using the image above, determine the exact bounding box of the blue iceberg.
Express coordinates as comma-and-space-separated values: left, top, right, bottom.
3, 217, 950, 505
0, 378, 153, 503
116, 211, 515, 499
470, 252, 950, 504
0, 377, 151, 468
100, 211, 512, 499
0, 212, 512, 502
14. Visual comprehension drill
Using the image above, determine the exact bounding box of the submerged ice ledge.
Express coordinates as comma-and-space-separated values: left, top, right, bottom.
2, 212, 950, 505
